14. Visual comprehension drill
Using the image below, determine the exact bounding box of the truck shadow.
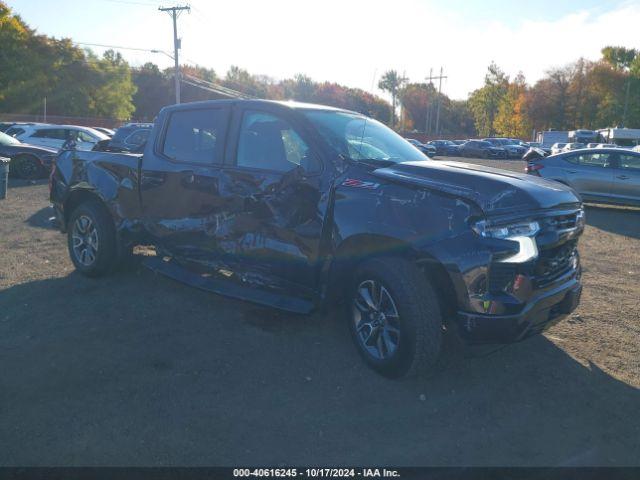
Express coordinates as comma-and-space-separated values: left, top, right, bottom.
1, 268, 638, 466
25, 205, 56, 229
585, 204, 640, 239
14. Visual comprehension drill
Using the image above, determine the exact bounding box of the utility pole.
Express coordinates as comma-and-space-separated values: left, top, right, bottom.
434, 67, 447, 137
425, 68, 433, 135
159, 5, 190, 104
425, 68, 447, 136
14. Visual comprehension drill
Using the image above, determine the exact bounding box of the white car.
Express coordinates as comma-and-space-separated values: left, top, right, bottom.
562, 142, 585, 152
596, 143, 618, 149
550, 142, 568, 155
14, 125, 110, 151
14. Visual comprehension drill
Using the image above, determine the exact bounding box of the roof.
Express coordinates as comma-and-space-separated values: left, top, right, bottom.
159, 99, 358, 115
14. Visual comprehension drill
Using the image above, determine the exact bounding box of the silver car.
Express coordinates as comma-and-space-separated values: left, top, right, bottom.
526, 148, 640, 206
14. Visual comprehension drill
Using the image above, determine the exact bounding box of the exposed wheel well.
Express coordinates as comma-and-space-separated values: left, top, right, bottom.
63, 190, 108, 228
328, 235, 458, 322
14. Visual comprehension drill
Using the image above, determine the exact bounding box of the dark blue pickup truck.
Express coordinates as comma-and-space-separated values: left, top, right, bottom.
50, 100, 584, 378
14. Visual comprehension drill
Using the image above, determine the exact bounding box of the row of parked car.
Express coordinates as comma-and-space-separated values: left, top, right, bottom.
406, 137, 532, 159
0, 121, 152, 178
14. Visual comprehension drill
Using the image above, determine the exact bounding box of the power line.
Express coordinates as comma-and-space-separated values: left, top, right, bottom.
74, 41, 169, 55
181, 73, 252, 99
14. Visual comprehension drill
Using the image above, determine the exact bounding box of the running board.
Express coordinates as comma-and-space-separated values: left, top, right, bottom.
143, 256, 314, 314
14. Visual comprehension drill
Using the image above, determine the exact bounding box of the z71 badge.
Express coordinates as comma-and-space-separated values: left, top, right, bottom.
341, 178, 380, 189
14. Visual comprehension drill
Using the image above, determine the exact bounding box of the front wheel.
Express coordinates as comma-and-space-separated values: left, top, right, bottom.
67, 200, 118, 277
348, 257, 443, 378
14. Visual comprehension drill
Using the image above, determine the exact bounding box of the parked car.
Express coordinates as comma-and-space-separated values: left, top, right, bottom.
525, 148, 640, 206
563, 142, 585, 152
13, 125, 109, 151
94, 123, 153, 153
596, 143, 618, 149
51, 99, 584, 378
427, 140, 458, 156
459, 140, 507, 158
406, 138, 436, 157
482, 138, 527, 158
550, 143, 568, 155
0, 131, 57, 179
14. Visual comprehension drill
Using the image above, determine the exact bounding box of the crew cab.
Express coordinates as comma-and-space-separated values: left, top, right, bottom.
50, 100, 584, 378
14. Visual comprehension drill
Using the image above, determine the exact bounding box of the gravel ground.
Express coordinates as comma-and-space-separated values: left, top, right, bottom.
0, 157, 639, 466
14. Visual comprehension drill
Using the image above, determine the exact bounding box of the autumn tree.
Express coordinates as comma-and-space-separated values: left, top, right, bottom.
494, 73, 531, 138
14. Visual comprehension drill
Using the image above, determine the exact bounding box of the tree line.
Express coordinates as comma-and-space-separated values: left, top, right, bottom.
1, 1, 638, 139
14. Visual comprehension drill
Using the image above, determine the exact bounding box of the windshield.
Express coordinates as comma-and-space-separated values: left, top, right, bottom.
303, 110, 427, 164
0, 131, 21, 146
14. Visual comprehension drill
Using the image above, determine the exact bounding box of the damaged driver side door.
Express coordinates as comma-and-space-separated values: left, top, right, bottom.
214, 106, 330, 303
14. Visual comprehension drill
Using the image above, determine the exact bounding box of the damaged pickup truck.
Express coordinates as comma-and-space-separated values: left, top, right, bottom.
50, 100, 584, 378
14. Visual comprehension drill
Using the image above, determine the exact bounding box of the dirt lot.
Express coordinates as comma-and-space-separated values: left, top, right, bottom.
1, 157, 639, 466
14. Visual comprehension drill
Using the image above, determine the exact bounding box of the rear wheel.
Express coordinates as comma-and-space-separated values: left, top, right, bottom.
12, 154, 43, 179
348, 257, 443, 378
67, 200, 118, 277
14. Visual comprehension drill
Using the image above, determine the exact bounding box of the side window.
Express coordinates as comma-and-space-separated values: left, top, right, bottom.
236, 111, 319, 173
31, 129, 49, 138
575, 153, 611, 167
618, 154, 640, 170
162, 108, 228, 164
76, 131, 95, 142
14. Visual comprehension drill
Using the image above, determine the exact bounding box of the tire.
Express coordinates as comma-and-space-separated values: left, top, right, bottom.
12, 154, 43, 179
67, 200, 118, 277
482, 150, 489, 159
348, 257, 443, 378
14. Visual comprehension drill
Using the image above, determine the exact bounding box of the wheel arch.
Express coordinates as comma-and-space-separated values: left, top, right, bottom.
63, 188, 112, 229
325, 234, 458, 322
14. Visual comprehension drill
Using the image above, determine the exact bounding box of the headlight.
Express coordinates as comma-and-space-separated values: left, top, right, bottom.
472, 220, 540, 263
472, 220, 540, 239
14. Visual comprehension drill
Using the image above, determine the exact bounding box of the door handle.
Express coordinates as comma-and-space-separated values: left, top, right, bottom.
567, 170, 577, 174
617, 175, 630, 180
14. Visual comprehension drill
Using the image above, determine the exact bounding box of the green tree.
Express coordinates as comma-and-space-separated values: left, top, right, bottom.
378, 70, 407, 127
468, 62, 509, 136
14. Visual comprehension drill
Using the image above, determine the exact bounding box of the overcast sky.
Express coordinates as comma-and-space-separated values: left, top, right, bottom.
7, 0, 640, 100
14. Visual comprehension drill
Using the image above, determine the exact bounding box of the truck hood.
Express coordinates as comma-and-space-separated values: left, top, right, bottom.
373, 160, 580, 214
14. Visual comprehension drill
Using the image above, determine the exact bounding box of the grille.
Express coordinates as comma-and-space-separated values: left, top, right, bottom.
535, 240, 578, 286
543, 212, 579, 233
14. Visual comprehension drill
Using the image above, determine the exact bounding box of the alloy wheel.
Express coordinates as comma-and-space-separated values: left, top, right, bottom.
72, 215, 99, 266
352, 279, 401, 360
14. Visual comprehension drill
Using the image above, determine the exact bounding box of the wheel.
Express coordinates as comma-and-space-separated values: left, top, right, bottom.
482, 150, 489, 159
12, 154, 43, 179
348, 257, 443, 378
67, 200, 118, 277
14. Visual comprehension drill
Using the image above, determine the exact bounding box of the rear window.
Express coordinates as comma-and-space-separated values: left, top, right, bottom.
162, 108, 228, 164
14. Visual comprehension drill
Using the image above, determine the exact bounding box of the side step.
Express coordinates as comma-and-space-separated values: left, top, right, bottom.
143, 256, 314, 314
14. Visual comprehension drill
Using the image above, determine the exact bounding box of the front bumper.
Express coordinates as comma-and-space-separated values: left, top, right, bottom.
456, 275, 582, 344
